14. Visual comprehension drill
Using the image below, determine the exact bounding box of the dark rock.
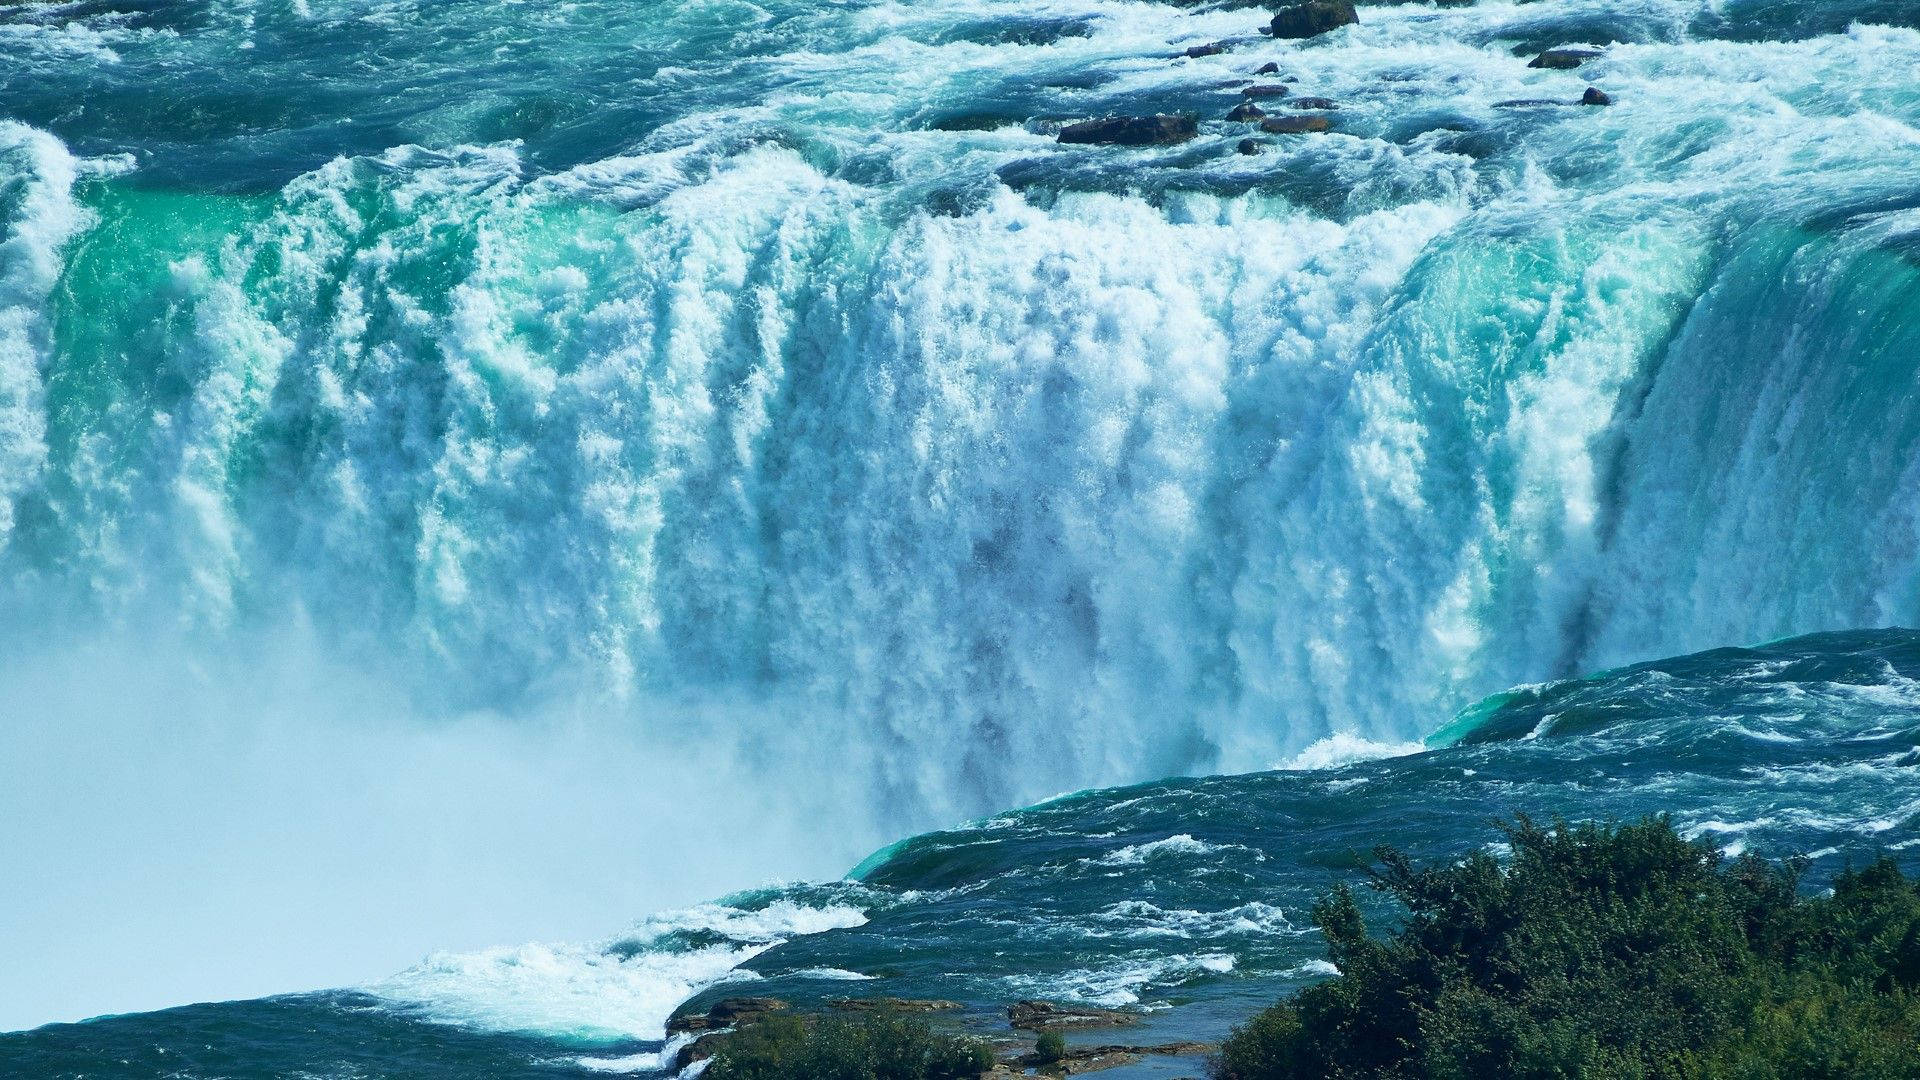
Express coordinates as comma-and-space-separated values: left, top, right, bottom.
1184, 42, 1228, 58
829, 997, 963, 1012
674, 1032, 732, 1071
1237, 138, 1261, 155
1008, 1000, 1141, 1031
1241, 83, 1291, 98
1269, 0, 1358, 39
1581, 86, 1613, 105
1254, 61, 1280, 75
667, 996, 790, 1035
1492, 98, 1560, 108
1528, 47, 1603, 69
1015, 1041, 1218, 1076
1225, 102, 1266, 121
1260, 114, 1331, 133
1288, 96, 1337, 109
1057, 115, 1198, 145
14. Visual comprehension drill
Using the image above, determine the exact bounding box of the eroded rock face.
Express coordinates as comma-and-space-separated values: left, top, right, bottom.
1260, 114, 1331, 133
1057, 115, 1198, 145
1007, 1000, 1142, 1031
1529, 46, 1604, 69
1269, 0, 1358, 39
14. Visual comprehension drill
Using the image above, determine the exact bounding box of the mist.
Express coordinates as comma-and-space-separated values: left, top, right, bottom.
0, 630, 879, 1033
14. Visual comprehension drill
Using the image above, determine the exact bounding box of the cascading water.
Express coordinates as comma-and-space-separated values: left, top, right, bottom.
5, 0, 1920, 1052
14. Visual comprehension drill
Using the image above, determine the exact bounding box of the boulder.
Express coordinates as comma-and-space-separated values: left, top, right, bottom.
1237, 137, 1261, 155
1255, 61, 1280, 75
1269, 0, 1357, 39
1184, 42, 1228, 57
1007, 1000, 1141, 1031
1260, 114, 1331, 133
1581, 86, 1613, 105
1288, 96, 1337, 109
1528, 47, 1603, 69
1057, 115, 1198, 145
1225, 102, 1266, 121
1242, 83, 1291, 98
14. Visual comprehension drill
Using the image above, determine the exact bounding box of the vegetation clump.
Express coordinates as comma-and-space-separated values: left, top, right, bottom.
1215, 816, 1920, 1079
1035, 1029, 1068, 1065
701, 1009, 994, 1080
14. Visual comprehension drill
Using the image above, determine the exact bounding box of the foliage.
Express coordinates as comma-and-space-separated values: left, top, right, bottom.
701, 1010, 996, 1080
1035, 1029, 1068, 1065
1214, 816, 1920, 1080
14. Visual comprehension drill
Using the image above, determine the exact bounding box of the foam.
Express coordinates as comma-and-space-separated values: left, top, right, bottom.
367, 900, 868, 1042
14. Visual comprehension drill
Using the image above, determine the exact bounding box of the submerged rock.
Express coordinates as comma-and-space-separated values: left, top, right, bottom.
1242, 83, 1291, 98
829, 997, 963, 1012
1269, 0, 1358, 39
1255, 61, 1280, 75
1288, 96, 1337, 110
1260, 114, 1331, 133
1057, 115, 1197, 145
1582, 86, 1614, 105
1528, 46, 1604, 69
1008, 1000, 1141, 1031
1226, 101, 1266, 121
1237, 137, 1261, 155
1183, 42, 1229, 58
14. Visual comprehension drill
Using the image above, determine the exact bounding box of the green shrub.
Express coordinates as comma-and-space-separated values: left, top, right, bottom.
1035, 1029, 1068, 1065
702, 1010, 995, 1080
1215, 816, 1920, 1080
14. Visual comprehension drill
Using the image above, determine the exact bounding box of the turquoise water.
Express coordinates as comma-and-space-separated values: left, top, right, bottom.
7, 0, 1920, 1061
9, 628, 1920, 1075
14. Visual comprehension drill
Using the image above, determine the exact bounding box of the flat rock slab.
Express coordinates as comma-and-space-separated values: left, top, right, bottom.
1008, 1000, 1143, 1030
666, 996, 789, 1035
1529, 47, 1604, 69
1058, 115, 1197, 145
1261, 114, 1331, 133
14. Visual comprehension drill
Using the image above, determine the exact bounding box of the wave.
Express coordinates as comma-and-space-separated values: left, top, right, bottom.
367, 896, 871, 1042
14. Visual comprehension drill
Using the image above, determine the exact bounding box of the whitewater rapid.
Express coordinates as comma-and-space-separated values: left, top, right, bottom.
5, 0, 1920, 1031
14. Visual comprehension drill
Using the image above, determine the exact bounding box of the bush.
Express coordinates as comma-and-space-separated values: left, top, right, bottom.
1035, 1029, 1068, 1065
702, 1010, 995, 1080
1215, 816, 1920, 1080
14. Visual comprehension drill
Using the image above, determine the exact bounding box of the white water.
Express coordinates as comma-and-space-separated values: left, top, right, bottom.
6, 0, 1920, 1032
